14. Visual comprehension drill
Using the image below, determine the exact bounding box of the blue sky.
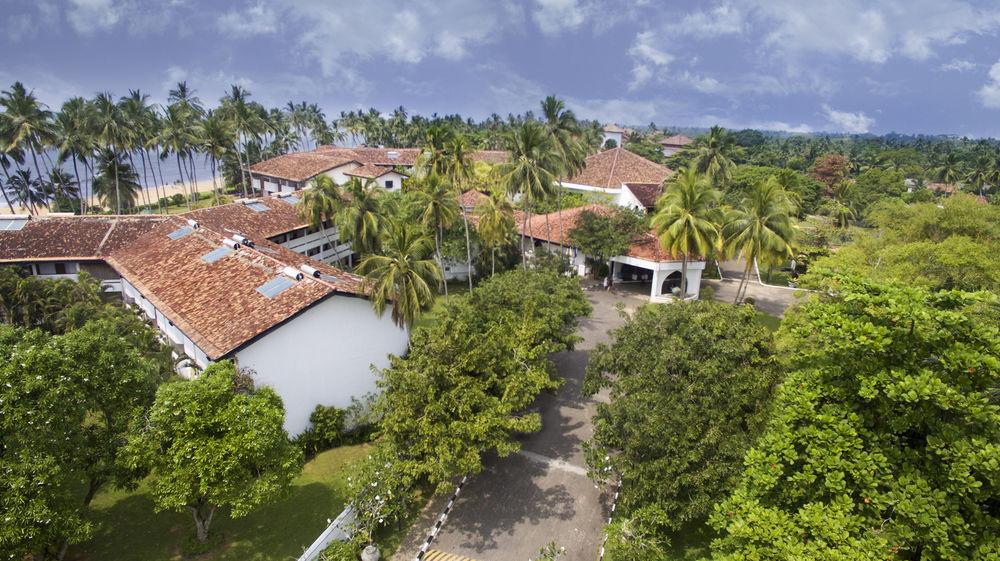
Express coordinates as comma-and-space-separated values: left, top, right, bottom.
5, 0, 1000, 136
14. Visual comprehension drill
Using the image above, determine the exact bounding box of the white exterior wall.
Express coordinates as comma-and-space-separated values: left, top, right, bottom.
614, 188, 646, 211
234, 296, 410, 435
612, 255, 706, 301
602, 131, 623, 147
375, 172, 406, 192
121, 278, 211, 370
441, 259, 472, 281
321, 162, 361, 185
661, 145, 683, 156
32, 261, 80, 279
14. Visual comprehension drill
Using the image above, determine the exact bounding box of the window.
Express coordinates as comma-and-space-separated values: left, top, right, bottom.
200, 247, 234, 264
54, 263, 67, 275
385, 180, 394, 189
321, 242, 332, 251
307, 247, 321, 257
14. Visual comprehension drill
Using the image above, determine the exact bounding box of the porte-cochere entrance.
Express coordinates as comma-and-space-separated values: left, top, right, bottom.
660, 271, 682, 295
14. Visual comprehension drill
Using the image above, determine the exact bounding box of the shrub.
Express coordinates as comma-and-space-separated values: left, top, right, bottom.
296, 405, 347, 456
742, 296, 755, 306
170, 193, 185, 206
699, 285, 715, 301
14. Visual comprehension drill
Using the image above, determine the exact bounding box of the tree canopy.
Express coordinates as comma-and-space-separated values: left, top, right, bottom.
710, 277, 1000, 560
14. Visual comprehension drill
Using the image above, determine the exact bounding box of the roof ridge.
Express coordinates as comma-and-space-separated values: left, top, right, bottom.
605, 148, 621, 188
95, 219, 118, 254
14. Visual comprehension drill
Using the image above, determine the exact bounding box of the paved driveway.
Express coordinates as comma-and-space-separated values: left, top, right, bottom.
393, 288, 629, 561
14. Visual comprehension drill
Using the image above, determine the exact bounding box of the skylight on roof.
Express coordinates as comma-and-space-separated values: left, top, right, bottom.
320, 274, 339, 282
0, 217, 28, 231
200, 246, 233, 264
167, 226, 194, 240
256, 276, 295, 298
283, 195, 300, 204
246, 202, 269, 212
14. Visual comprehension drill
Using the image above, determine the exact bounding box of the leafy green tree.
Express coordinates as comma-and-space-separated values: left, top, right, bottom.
688, 126, 742, 187
124, 361, 303, 543
0, 327, 92, 560
652, 168, 722, 297
602, 505, 673, 561
299, 175, 345, 263
800, 195, 1000, 293
568, 206, 646, 279
854, 167, 906, 211
337, 176, 384, 262
710, 278, 1000, 560
726, 165, 822, 217
91, 149, 141, 213
500, 120, 561, 267
584, 302, 780, 534
356, 220, 441, 328
476, 191, 516, 276
411, 173, 460, 297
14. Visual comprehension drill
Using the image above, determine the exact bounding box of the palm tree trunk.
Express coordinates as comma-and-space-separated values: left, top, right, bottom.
188, 150, 200, 203
70, 156, 84, 215
438, 225, 448, 298
111, 144, 122, 214
127, 152, 150, 209
176, 154, 191, 212
154, 150, 169, 210
521, 207, 530, 271
680, 256, 688, 298
0, 162, 15, 213
735, 255, 753, 304
491, 247, 496, 277
234, 138, 249, 198
461, 207, 473, 290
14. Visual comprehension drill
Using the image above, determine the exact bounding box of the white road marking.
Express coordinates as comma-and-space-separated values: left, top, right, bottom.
517, 450, 589, 477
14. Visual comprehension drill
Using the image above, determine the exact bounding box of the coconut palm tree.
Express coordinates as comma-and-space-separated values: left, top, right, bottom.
689, 125, 742, 187
299, 175, 344, 263
540, 96, 585, 247
47, 168, 79, 212
220, 85, 263, 197
411, 173, 460, 297
92, 150, 141, 212
158, 103, 200, 211
91, 92, 125, 213
337, 176, 384, 264
201, 110, 235, 204
723, 176, 796, 304
476, 192, 515, 277
652, 168, 723, 298
0, 82, 55, 194
6, 168, 47, 214
54, 97, 96, 213
0, 140, 25, 213
443, 134, 476, 290
499, 120, 561, 269
356, 219, 441, 329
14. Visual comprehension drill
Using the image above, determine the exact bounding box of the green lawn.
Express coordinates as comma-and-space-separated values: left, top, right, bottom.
755, 311, 782, 332
68, 444, 371, 561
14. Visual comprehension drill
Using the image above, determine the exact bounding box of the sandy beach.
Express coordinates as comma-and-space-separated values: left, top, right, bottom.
1, 178, 221, 216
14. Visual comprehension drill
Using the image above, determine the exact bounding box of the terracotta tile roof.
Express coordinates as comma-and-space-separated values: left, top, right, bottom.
472, 150, 509, 164
458, 189, 490, 210
623, 183, 663, 209
184, 197, 307, 240
602, 124, 627, 133
659, 134, 693, 147
928, 182, 957, 194
564, 148, 672, 189
254, 147, 509, 183
517, 204, 689, 263
0, 215, 166, 262
249, 152, 359, 182
344, 164, 406, 179
106, 217, 363, 359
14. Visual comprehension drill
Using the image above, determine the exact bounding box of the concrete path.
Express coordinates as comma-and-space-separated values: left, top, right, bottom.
393, 287, 629, 561
705, 259, 807, 316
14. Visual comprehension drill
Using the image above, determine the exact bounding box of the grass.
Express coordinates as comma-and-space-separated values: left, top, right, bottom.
754, 311, 782, 332
662, 520, 715, 560
69, 444, 371, 561
411, 281, 471, 332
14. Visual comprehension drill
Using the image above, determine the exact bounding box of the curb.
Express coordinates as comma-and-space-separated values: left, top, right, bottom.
413, 476, 468, 561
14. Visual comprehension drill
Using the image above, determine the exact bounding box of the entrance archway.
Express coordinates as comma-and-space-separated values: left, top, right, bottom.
661, 271, 682, 295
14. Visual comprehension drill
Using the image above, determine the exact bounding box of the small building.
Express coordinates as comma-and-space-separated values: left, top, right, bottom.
601, 124, 627, 148
561, 148, 672, 209
517, 204, 704, 302
659, 134, 693, 156
0, 203, 410, 436
249, 146, 507, 195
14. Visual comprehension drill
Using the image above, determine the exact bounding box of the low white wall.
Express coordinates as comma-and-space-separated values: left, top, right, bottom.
234, 295, 410, 435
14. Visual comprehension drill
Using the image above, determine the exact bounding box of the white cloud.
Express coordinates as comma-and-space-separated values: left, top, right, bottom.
940, 58, 977, 72
159, 65, 257, 107
66, 0, 120, 35
217, 1, 278, 36
532, 0, 586, 35
566, 97, 659, 125
678, 72, 724, 94
822, 104, 874, 133
280, 0, 512, 92
627, 30, 674, 90
667, 3, 744, 38
748, 0, 1000, 64
977, 59, 1000, 109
